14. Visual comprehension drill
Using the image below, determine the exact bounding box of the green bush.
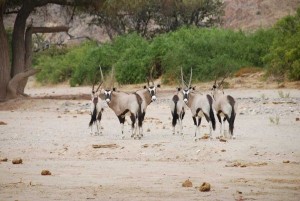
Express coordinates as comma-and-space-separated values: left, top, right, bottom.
264, 8, 300, 80
34, 26, 277, 85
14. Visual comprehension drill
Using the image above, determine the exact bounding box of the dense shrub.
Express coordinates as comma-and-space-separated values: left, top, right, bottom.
34, 24, 285, 85
34, 42, 98, 84
264, 8, 300, 81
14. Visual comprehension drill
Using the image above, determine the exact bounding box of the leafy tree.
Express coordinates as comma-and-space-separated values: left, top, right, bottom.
90, 0, 224, 38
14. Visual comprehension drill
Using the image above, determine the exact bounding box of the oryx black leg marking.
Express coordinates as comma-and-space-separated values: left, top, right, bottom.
204, 113, 211, 123
193, 116, 197, 126
197, 117, 202, 126
130, 113, 136, 129
217, 111, 222, 123
118, 109, 129, 134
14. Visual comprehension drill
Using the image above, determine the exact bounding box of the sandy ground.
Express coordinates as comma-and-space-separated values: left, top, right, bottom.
0, 82, 300, 201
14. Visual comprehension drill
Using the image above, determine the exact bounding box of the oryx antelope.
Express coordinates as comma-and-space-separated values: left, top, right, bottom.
170, 87, 185, 135
181, 68, 216, 139
211, 77, 237, 139
89, 77, 104, 135
135, 70, 160, 137
103, 68, 144, 139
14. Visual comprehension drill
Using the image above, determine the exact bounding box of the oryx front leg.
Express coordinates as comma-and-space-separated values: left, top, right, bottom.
118, 115, 126, 139
193, 116, 201, 141
179, 118, 183, 135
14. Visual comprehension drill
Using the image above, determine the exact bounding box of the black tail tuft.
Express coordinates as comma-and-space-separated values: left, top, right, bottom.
206, 94, 216, 130
229, 107, 236, 135
209, 106, 216, 130
89, 106, 97, 127
172, 102, 178, 127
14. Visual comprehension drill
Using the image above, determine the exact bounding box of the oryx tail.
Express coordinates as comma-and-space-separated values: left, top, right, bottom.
207, 94, 216, 131
227, 95, 236, 135
172, 95, 179, 127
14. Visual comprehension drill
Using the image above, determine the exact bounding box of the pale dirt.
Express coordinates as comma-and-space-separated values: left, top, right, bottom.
0, 79, 300, 201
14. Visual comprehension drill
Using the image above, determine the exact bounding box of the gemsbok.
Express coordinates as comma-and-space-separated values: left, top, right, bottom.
170, 87, 185, 135
211, 77, 237, 139
89, 74, 104, 135
135, 69, 160, 137
102, 68, 144, 139
181, 68, 216, 139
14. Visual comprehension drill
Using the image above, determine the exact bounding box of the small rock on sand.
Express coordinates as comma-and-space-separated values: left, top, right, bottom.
182, 179, 193, 187
41, 170, 52, 175
0, 157, 8, 162
283, 160, 290, 163
0, 121, 7, 125
199, 182, 211, 192
12, 158, 22, 164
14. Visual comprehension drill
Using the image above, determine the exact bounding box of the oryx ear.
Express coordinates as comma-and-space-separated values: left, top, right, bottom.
157, 84, 161, 88
113, 87, 116, 91
143, 85, 147, 89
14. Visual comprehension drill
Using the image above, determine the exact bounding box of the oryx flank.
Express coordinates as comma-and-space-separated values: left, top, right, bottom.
89, 74, 104, 135
170, 87, 185, 135
181, 68, 216, 139
211, 77, 237, 139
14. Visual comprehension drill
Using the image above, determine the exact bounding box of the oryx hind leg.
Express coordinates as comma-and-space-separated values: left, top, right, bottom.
217, 113, 222, 137
204, 113, 213, 139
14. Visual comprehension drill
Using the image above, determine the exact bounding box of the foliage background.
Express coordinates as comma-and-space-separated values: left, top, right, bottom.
33, 8, 300, 85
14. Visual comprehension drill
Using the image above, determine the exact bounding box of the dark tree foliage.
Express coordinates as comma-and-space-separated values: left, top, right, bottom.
89, 0, 224, 38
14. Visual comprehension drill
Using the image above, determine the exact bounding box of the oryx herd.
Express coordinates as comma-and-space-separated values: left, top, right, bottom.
89, 67, 237, 140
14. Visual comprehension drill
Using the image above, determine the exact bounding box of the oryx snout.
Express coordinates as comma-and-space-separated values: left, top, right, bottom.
104, 90, 112, 103
183, 98, 188, 103
151, 95, 157, 102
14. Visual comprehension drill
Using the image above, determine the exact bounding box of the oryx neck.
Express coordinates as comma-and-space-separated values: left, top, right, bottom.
212, 90, 224, 101
186, 92, 196, 108
138, 89, 152, 105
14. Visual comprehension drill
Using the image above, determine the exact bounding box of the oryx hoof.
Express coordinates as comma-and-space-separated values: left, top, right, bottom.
232, 135, 236, 140
131, 134, 134, 138
194, 137, 198, 142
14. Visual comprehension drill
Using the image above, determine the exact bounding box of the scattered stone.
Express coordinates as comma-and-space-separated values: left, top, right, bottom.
182, 179, 193, 187
57, 116, 61, 118
0, 157, 8, 162
219, 138, 227, 142
12, 158, 23, 164
200, 134, 210, 140
142, 144, 149, 148
296, 118, 299, 121
199, 182, 211, 192
147, 128, 151, 132
92, 144, 119, 149
41, 170, 52, 175
0, 121, 7, 125
221, 149, 226, 152
283, 160, 290, 163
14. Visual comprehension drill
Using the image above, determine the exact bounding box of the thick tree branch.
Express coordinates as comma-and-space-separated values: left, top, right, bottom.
31, 26, 69, 34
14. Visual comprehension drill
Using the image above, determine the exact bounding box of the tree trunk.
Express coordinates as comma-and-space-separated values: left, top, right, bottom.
0, 1, 11, 101
6, 69, 41, 99
11, 0, 33, 77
